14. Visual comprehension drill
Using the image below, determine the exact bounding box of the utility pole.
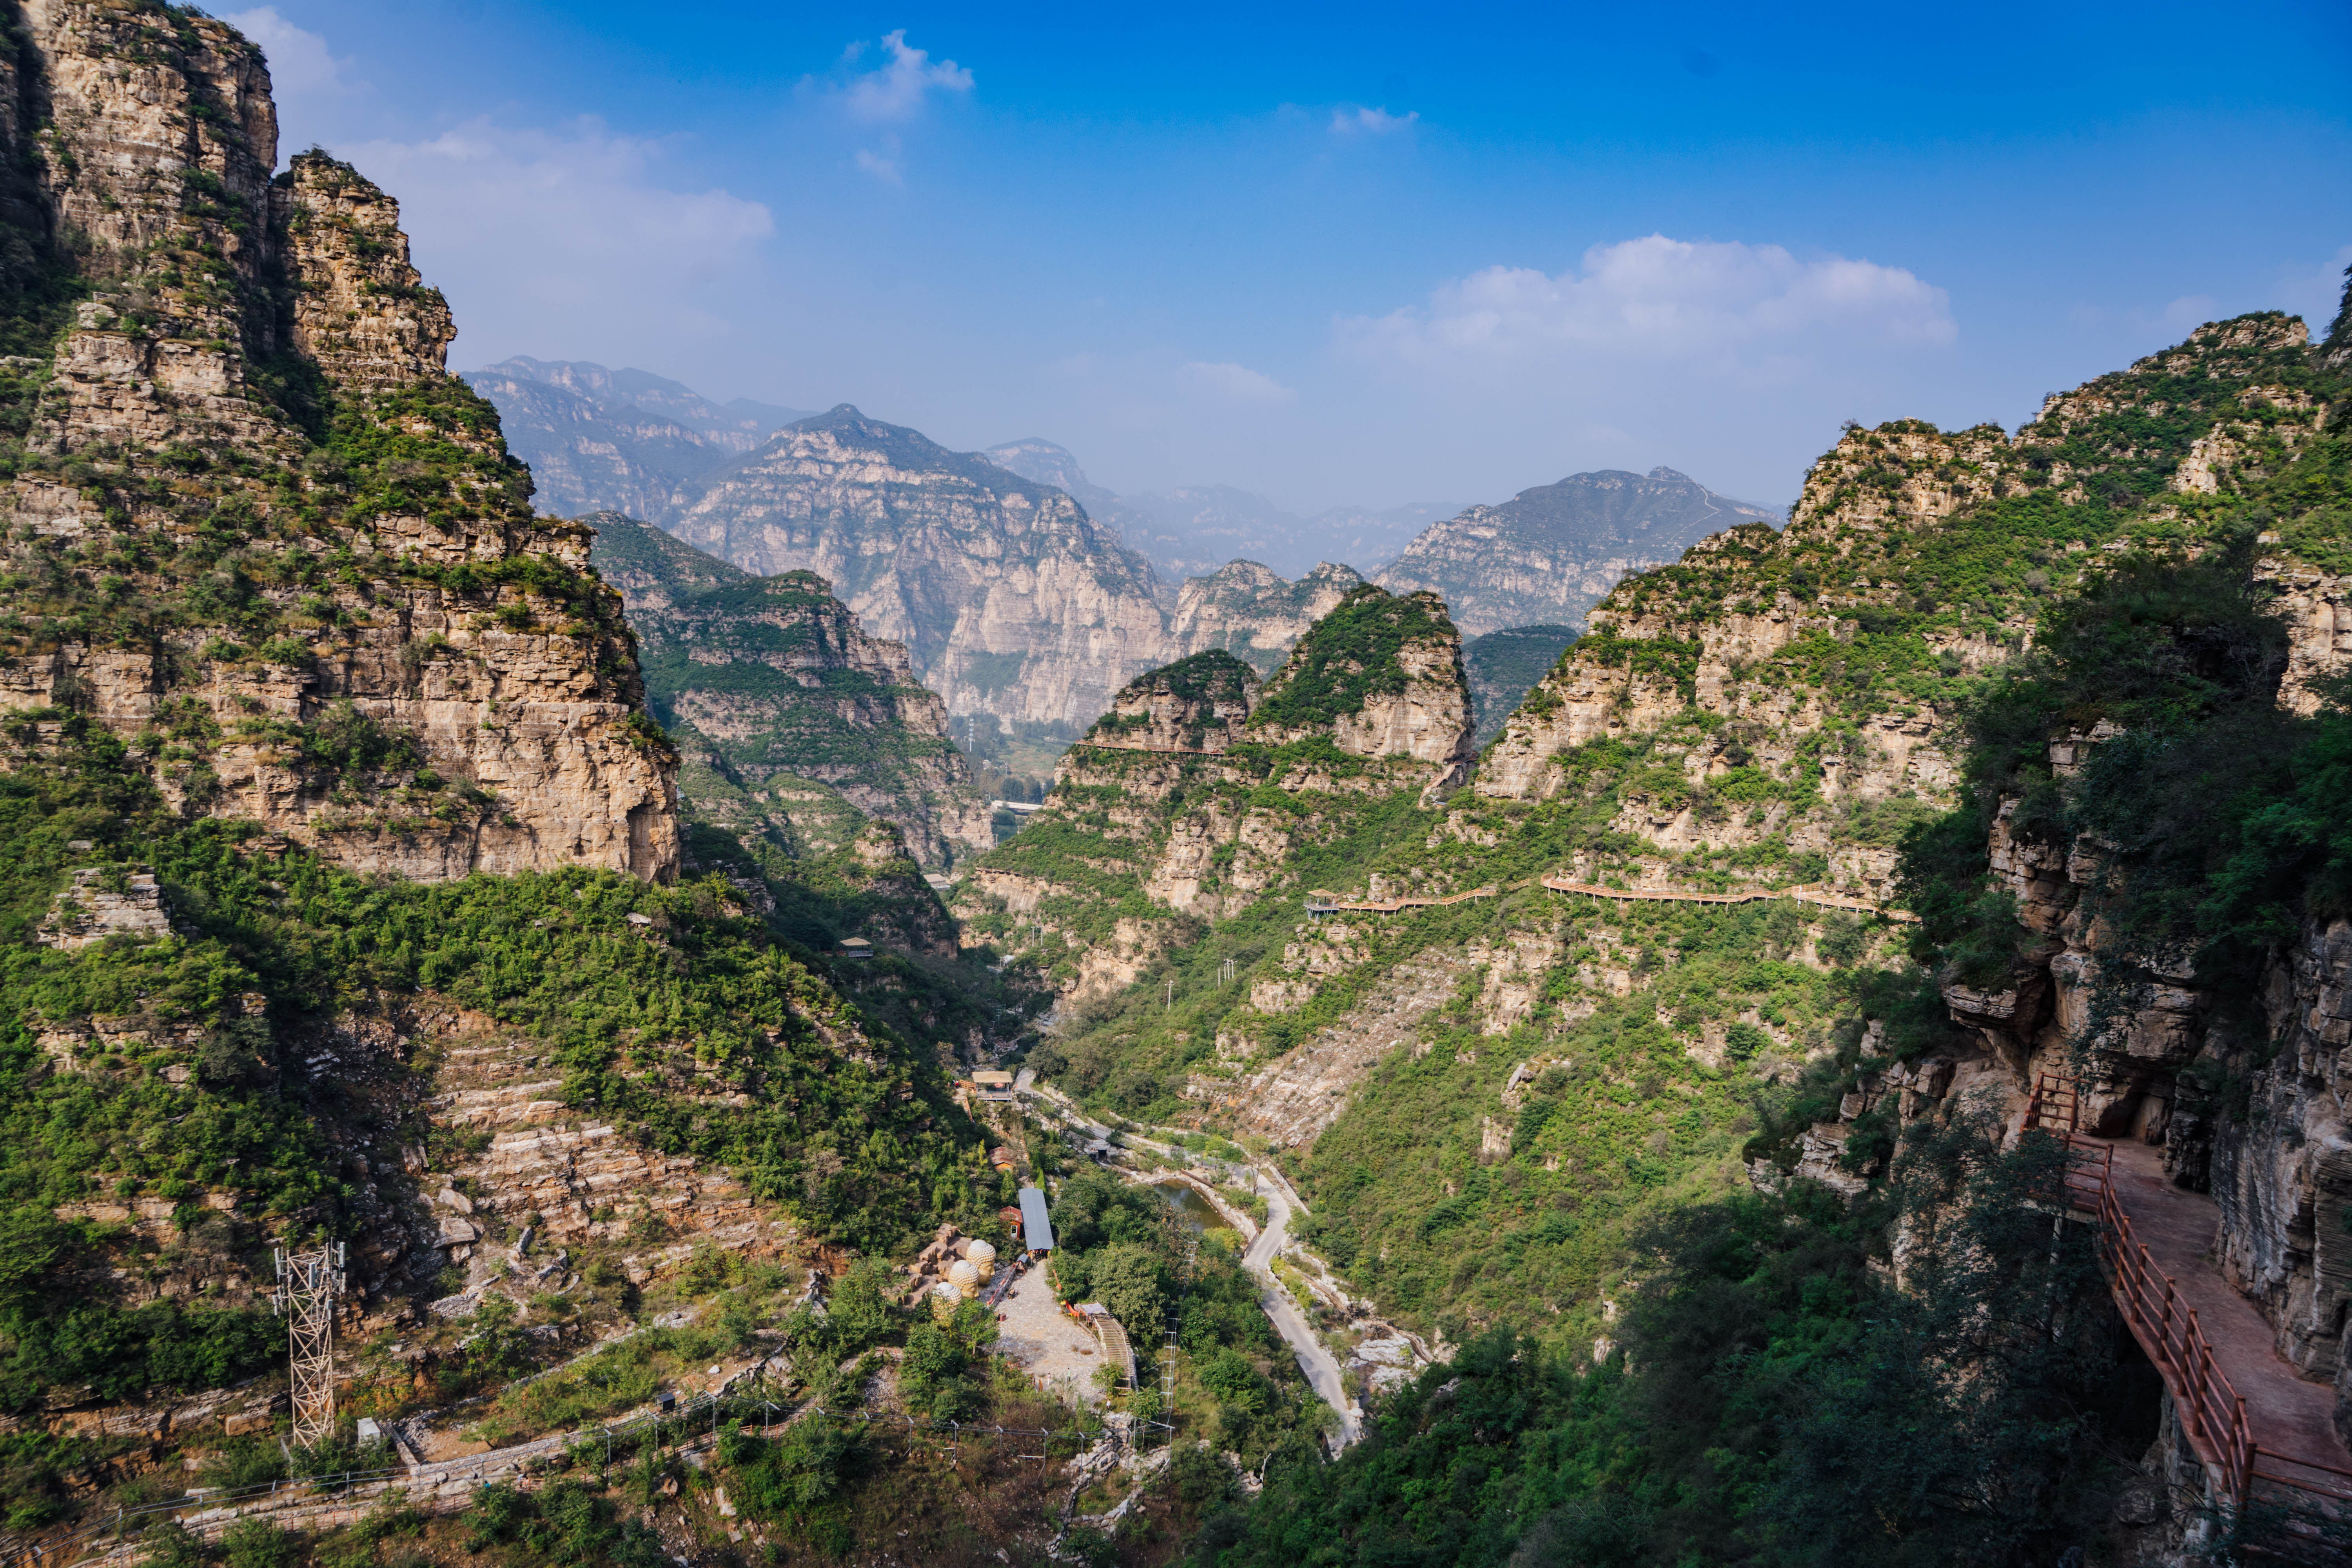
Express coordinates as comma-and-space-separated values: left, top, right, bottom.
271, 1242, 346, 1447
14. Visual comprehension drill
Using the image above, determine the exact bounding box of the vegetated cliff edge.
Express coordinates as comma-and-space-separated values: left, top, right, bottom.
1020, 305, 2352, 1565
952, 583, 1475, 1002
0, 11, 675, 882
589, 512, 992, 868
0, 0, 1008, 1492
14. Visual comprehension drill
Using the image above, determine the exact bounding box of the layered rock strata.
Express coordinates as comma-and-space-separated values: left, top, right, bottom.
591, 513, 991, 866
661, 405, 1177, 731
0, 2, 678, 882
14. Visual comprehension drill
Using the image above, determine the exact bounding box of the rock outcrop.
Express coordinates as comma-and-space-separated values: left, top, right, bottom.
1081, 649, 1260, 755
954, 588, 1477, 991
0, 4, 678, 883
1377, 467, 1781, 638
660, 406, 1177, 733
1170, 560, 1365, 673
590, 513, 991, 867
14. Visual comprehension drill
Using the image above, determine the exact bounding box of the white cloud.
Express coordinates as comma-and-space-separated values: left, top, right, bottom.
1341, 235, 1954, 373
1330, 105, 1418, 135
1178, 360, 1296, 403
222, 6, 348, 97
838, 31, 974, 122
855, 140, 903, 185
343, 118, 773, 359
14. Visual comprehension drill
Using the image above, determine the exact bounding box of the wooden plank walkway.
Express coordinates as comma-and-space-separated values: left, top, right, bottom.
2101, 1139, 2352, 1501
1540, 874, 1915, 920
1305, 885, 1497, 915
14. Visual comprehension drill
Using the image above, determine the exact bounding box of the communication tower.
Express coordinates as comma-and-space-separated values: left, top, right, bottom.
270, 1243, 346, 1446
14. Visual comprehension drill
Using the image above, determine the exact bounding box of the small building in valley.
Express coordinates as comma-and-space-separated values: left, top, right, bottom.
1018, 1185, 1054, 1256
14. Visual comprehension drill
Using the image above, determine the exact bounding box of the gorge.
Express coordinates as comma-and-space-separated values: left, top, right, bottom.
0, 5, 2347, 1568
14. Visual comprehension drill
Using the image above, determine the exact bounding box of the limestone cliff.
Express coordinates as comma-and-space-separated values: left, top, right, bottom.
0, 1, 677, 882
1377, 467, 1780, 637
1169, 559, 1365, 673
1475, 314, 2332, 904
589, 512, 992, 867
660, 405, 1178, 734
953, 588, 1476, 996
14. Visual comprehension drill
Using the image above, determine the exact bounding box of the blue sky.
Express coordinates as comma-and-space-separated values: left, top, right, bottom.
231, 1, 2351, 517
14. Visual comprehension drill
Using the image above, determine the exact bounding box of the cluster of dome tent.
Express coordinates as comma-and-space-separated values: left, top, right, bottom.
903, 1224, 1000, 1318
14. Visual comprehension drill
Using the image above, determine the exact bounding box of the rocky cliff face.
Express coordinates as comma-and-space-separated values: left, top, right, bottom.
1169, 559, 1365, 674
954, 588, 1477, 996
590, 513, 991, 867
1377, 467, 1781, 638
0, 2, 677, 882
465, 358, 808, 521
1080, 647, 1259, 754
1474, 317, 2332, 903
662, 406, 1178, 735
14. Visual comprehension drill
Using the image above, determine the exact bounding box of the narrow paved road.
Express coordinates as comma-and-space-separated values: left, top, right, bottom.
1020, 1079, 1364, 1446
1243, 1177, 1361, 1449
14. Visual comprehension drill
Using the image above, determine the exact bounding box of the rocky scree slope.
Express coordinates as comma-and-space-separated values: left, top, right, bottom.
0, 7, 675, 883
1377, 466, 1781, 637
0, 0, 1007, 1491
951, 584, 1475, 1003
589, 512, 992, 868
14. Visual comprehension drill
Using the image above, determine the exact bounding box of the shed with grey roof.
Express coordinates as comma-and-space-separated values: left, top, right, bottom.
1018, 1185, 1054, 1256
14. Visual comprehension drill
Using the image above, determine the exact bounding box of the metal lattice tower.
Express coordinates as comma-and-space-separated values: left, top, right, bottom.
270, 1243, 345, 1447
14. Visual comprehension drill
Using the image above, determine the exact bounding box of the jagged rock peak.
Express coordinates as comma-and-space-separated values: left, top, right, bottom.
0, 2, 681, 883
278, 151, 454, 393
1171, 558, 1366, 674
1247, 584, 1474, 771
662, 401, 1174, 729
1083, 648, 1260, 755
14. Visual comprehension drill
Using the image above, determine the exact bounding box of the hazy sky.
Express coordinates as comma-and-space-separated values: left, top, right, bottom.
230, 2, 2350, 516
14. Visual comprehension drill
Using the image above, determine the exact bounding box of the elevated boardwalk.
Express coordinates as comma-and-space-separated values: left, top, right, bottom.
2027, 1079, 2352, 1539
1305, 884, 1497, 916
1540, 874, 1914, 920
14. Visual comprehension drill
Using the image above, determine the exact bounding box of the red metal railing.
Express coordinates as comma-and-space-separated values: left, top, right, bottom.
2021, 1076, 2352, 1524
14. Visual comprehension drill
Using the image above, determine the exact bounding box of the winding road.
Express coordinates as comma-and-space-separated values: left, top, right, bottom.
1241, 1176, 1362, 1449
1018, 1080, 1363, 1447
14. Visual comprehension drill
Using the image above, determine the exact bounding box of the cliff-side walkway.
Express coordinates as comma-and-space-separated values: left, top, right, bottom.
2101, 1139, 2352, 1497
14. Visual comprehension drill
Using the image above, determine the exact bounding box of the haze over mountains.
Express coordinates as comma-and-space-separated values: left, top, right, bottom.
979, 436, 1455, 580
471, 356, 1785, 749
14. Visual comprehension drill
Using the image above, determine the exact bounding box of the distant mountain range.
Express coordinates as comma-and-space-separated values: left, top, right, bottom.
462, 358, 812, 519
469, 357, 1783, 734
982, 437, 1452, 580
